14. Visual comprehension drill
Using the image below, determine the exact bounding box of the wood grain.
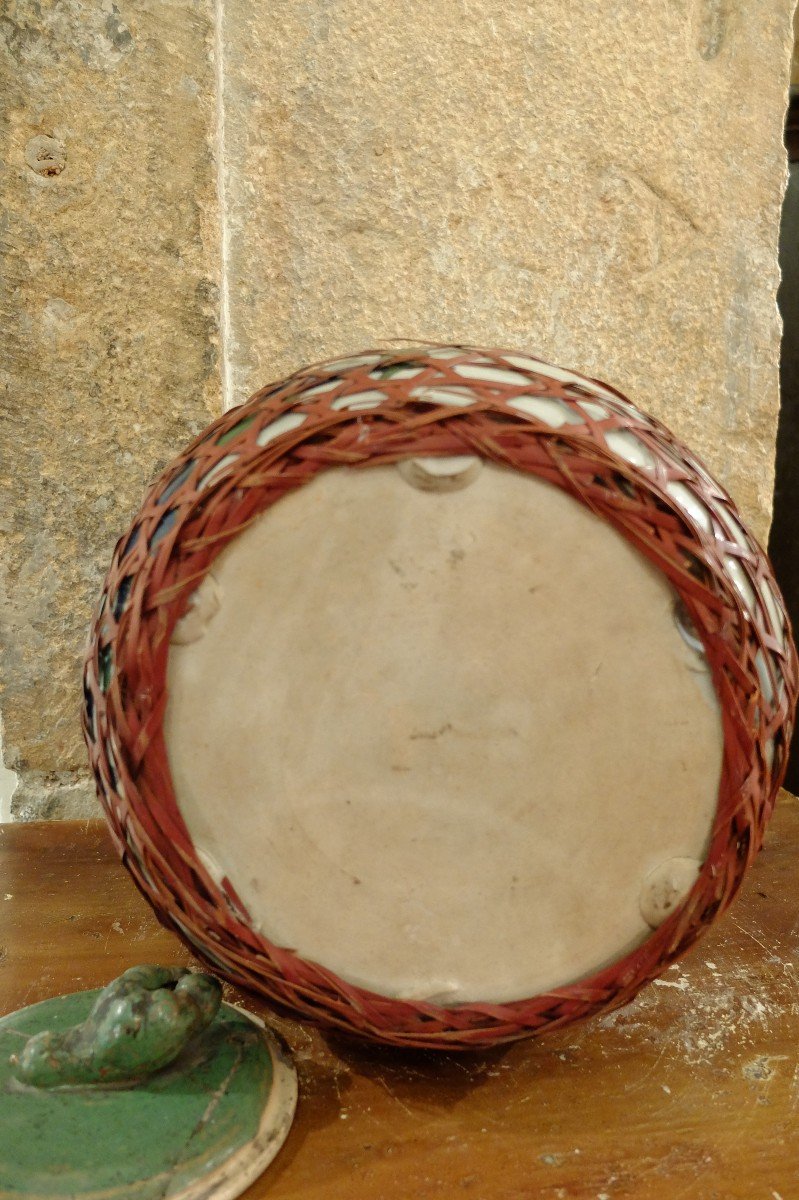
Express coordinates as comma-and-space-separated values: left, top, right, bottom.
2, 800, 799, 1199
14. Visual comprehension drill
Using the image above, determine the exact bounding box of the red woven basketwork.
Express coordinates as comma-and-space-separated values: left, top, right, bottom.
83, 345, 797, 1049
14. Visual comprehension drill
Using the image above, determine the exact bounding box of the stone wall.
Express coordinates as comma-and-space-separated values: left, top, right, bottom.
220, 0, 794, 542
1, 0, 795, 818
0, 1, 221, 817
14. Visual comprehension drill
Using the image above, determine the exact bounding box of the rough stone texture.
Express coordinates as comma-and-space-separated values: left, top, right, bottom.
0, 0, 221, 818
220, 0, 794, 544
8, 772, 99, 822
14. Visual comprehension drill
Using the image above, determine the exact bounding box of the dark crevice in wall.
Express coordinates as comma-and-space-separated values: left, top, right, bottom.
768, 89, 799, 791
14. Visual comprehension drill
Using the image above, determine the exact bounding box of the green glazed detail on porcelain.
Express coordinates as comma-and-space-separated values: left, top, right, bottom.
0, 983, 279, 1200
10, 965, 222, 1089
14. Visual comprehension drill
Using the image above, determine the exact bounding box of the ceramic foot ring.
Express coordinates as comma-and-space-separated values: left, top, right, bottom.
83, 345, 798, 1049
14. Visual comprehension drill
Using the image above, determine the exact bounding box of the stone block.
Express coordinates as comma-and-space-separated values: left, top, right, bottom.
0, 0, 220, 818
220, 0, 794, 541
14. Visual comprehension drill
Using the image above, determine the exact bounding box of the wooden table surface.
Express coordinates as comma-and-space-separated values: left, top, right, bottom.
2, 801, 799, 1200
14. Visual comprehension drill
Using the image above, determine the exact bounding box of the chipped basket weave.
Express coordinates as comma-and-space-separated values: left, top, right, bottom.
83, 345, 798, 1049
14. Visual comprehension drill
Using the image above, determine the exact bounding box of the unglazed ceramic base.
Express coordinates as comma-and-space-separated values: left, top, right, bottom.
165, 461, 724, 1005
0, 992, 297, 1200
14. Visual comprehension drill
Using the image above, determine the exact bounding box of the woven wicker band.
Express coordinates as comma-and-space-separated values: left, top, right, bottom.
83, 345, 797, 1048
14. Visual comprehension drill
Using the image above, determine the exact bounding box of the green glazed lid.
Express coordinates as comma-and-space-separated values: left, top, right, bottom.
0, 966, 297, 1200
